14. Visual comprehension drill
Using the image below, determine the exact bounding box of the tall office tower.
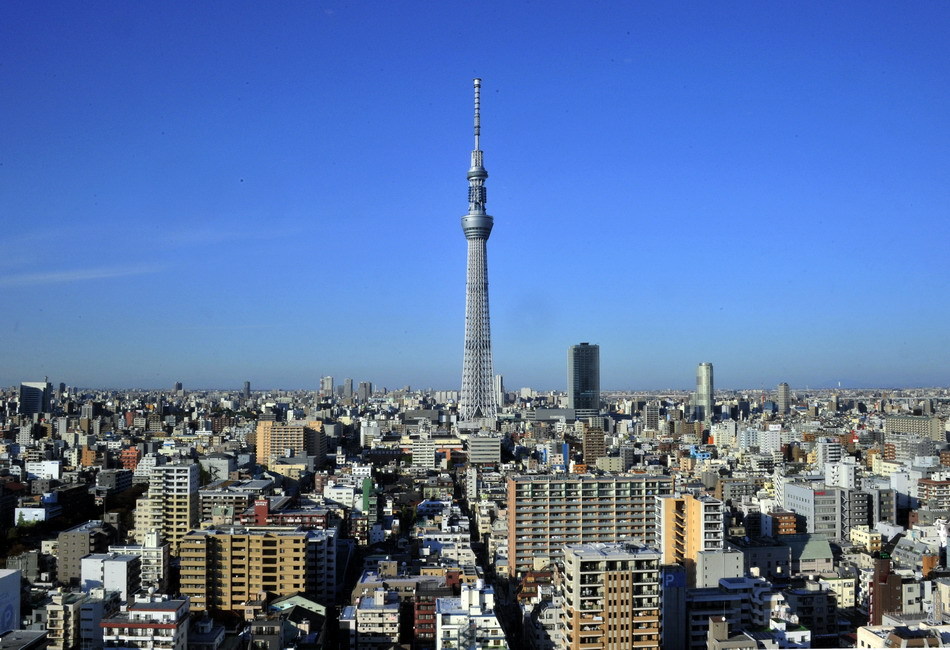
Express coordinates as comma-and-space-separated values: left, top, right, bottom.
506, 474, 674, 577
459, 78, 496, 423
493, 374, 505, 410
319, 376, 334, 397
173, 381, 183, 393
561, 543, 661, 650
133, 464, 198, 555
656, 494, 725, 587
343, 378, 354, 399
694, 362, 714, 421
567, 343, 600, 418
777, 382, 791, 414
243, 380, 251, 400
179, 527, 337, 612
19, 380, 52, 416
358, 381, 372, 402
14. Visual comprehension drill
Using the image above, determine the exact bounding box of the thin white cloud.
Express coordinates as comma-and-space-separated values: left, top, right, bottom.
0, 265, 161, 288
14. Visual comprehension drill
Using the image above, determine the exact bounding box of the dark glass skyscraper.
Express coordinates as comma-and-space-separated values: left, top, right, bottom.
568, 343, 600, 418
19, 380, 52, 416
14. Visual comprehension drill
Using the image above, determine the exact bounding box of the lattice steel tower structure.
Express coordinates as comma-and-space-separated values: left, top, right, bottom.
459, 78, 496, 422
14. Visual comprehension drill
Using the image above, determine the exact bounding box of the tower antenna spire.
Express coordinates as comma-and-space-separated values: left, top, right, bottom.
473, 78, 481, 151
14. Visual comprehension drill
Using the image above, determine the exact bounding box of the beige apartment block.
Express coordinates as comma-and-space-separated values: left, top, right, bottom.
133, 464, 198, 556
255, 420, 324, 468
561, 542, 661, 650
656, 493, 725, 587
506, 474, 673, 578
179, 526, 336, 612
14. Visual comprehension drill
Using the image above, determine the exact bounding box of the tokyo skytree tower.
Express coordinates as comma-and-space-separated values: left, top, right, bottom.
459, 78, 496, 422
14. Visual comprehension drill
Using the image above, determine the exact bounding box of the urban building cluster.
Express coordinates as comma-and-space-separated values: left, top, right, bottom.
2, 80, 948, 650
3, 374, 950, 649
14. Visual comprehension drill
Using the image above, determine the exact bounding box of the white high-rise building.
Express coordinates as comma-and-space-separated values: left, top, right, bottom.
109, 530, 170, 592
359, 419, 381, 448
815, 438, 843, 471
760, 425, 783, 455
133, 464, 198, 555
412, 432, 437, 470
825, 458, 859, 489
80, 554, 141, 602
493, 374, 505, 410
436, 581, 506, 650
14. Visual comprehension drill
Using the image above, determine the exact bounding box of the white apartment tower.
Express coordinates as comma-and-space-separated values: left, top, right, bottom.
134, 464, 198, 555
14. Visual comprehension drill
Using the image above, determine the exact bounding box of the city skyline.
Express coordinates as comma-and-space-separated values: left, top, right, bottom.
2, 3, 950, 390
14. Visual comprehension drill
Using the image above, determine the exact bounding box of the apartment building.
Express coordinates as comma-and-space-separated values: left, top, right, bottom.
917, 479, 950, 509
506, 474, 674, 577
45, 590, 120, 650
109, 530, 170, 592
133, 464, 198, 555
179, 526, 336, 612
100, 594, 189, 650
885, 414, 945, 442
656, 493, 725, 587
560, 542, 661, 650
56, 520, 117, 586
79, 554, 141, 602
255, 421, 326, 468
435, 581, 506, 650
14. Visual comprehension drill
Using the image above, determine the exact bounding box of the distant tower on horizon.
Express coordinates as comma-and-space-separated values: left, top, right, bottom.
493, 374, 505, 410
459, 78, 496, 422
777, 382, 791, 414
568, 343, 600, 419
694, 362, 714, 421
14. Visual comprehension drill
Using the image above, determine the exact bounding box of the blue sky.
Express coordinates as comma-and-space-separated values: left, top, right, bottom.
2, 2, 948, 392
